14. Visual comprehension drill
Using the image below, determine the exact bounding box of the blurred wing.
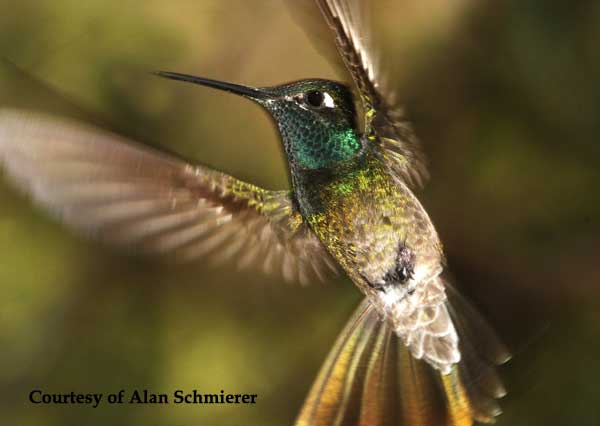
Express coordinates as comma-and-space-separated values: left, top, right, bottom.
0, 109, 339, 285
296, 297, 508, 426
315, 0, 428, 188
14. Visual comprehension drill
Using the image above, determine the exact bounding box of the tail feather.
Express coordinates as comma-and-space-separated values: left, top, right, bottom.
357, 320, 396, 425
295, 300, 380, 425
396, 340, 447, 425
446, 284, 511, 366
295, 293, 508, 426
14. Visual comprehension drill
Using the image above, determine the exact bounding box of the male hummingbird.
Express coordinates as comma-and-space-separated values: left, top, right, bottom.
0, 0, 510, 425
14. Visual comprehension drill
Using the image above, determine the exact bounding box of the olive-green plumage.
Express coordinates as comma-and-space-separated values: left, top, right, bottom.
0, 1, 510, 425
294, 144, 441, 294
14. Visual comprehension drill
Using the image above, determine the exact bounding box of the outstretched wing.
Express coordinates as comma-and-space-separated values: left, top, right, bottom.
0, 109, 338, 284
315, 0, 428, 188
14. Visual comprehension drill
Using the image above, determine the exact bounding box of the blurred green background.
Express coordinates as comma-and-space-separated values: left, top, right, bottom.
0, 0, 599, 425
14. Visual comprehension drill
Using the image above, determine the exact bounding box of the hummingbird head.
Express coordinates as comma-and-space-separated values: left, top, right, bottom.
156, 72, 362, 171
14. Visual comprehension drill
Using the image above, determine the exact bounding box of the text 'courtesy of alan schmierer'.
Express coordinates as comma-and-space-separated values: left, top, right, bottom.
29, 389, 259, 408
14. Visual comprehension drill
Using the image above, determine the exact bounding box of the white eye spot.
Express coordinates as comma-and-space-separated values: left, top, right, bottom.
322, 92, 335, 108
299, 90, 336, 109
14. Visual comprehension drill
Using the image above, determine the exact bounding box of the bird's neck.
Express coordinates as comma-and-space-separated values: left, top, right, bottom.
282, 124, 361, 171
290, 144, 372, 218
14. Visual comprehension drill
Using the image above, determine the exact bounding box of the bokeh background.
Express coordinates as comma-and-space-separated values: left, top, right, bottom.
0, 0, 599, 425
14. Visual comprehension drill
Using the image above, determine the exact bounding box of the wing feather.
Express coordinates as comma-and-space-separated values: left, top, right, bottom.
315, 0, 428, 187
0, 109, 338, 284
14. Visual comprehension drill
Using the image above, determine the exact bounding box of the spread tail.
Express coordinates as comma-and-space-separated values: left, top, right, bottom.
295, 290, 509, 426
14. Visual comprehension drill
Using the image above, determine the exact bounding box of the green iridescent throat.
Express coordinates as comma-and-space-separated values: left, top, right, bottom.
295, 127, 361, 170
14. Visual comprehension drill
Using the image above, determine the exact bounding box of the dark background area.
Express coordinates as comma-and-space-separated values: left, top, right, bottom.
0, 0, 598, 425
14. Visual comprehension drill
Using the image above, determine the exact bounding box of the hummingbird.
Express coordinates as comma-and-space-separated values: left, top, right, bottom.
0, 0, 510, 425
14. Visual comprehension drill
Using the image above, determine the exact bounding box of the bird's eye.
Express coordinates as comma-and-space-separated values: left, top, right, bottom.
303, 90, 336, 109
297, 90, 336, 109
306, 90, 325, 107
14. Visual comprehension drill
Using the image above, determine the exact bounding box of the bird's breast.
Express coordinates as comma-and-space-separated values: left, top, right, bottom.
297, 156, 443, 291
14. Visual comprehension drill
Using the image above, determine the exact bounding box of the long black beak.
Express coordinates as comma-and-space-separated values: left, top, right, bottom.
154, 71, 270, 100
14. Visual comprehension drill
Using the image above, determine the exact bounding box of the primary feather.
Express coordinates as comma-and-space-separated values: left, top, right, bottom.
0, 109, 338, 285
315, 0, 429, 188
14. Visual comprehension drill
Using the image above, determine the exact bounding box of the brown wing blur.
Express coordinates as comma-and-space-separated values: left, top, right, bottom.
314, 0, 428, 188
0, 109, 338, 284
